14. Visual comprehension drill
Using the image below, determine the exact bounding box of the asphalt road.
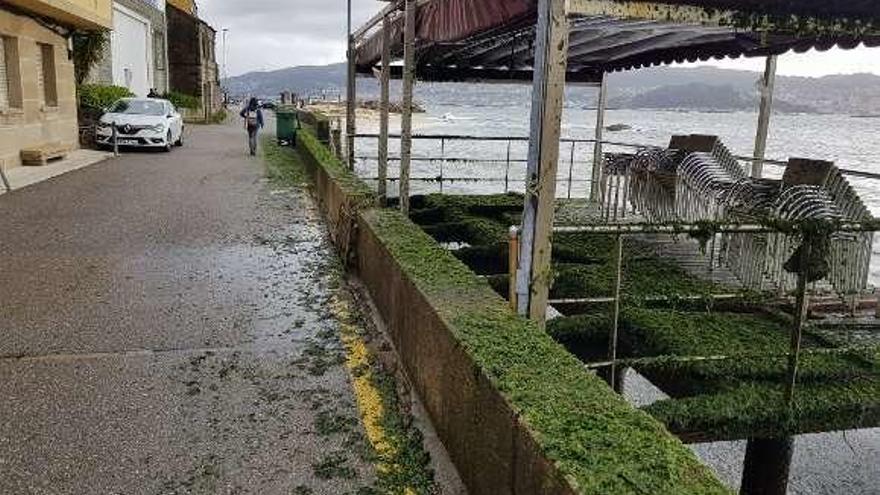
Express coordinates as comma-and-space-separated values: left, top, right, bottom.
0, 123, 376, 494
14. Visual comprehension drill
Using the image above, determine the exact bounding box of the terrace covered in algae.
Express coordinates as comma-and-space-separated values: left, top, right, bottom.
344, 1, 880, 494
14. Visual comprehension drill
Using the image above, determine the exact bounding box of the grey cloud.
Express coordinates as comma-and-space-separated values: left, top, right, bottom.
199, 0, 381, 76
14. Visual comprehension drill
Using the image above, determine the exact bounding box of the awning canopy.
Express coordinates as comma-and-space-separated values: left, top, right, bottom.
355, 0, 880, 83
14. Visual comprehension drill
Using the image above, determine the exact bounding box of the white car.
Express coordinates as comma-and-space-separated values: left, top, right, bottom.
96, 98, 184, 152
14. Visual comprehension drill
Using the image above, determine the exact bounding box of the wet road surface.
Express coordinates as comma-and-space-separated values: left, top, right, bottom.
0, 123, 377, 493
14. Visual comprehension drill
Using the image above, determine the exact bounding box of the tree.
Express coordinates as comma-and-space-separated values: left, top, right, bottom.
72, 30, 108, 86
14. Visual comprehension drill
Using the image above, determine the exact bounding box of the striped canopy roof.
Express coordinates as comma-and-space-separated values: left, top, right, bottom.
355, 0, 880, 83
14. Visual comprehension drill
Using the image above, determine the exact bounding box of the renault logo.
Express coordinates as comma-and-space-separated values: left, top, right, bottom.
122, 124, 132, 134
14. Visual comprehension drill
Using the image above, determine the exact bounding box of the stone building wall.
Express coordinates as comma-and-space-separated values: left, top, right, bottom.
167, 3, 222, 121
0, 9, 78, 171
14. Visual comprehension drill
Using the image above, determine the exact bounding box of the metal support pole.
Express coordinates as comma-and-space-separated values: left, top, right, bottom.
740, 437, 794, 495
739, 237, 809, 495
608, 234, 624, 392
752, 55, 777, 179
785, 242, 811, 405
504, 140, 512, 193
345, 0, 357, 171
567, 141, 575, 199
509, 227, 520, 311
439, 137, 445, 194
377, 15, 391, 205
399, 0, 416, 215
112, 121, 119, 157
590, 72, 607, 202
516, 0, 570, 325
0, 164, 11, 192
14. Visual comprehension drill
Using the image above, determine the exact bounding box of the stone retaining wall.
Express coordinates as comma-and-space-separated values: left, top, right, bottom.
292, 120, 730, 495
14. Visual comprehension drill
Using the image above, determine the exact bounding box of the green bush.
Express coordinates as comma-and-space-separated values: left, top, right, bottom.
210, 108, 228, 124
163, 91, 200, 110
78, 84, 134, 110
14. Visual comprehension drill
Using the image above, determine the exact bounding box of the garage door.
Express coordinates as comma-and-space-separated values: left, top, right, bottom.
111, 7, 151, 97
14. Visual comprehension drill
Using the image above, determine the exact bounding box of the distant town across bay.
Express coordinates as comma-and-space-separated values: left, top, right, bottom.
224, 63, 880, 117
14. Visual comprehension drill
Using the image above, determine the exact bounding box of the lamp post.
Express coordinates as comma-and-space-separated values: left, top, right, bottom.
221, 28, 229, 82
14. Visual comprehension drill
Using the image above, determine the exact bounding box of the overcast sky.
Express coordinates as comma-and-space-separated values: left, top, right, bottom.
198, 0, 880, 78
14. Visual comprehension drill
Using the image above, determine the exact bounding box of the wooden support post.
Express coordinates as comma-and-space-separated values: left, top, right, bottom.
590, 72, 607, 202
377, 15, 391, 205
740, 437, 794, 495
516, 0, 570, 325
509, 227, 520, 311
752, 55, 777, 179
345, 0, 357, 171
331, 128, 342, 158
399, 0, 416, 215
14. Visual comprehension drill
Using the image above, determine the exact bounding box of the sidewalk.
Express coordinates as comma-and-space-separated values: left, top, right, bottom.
0, 122, 437, 494
0, 148, 112, 194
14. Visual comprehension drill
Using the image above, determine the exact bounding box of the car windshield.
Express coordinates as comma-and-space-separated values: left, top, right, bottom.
109, 100, 165, 116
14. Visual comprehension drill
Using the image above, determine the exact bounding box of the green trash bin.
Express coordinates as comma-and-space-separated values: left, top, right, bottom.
276, 108, 299, 146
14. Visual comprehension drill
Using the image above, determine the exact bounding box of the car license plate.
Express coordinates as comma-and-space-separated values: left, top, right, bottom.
118, 139, 138, 145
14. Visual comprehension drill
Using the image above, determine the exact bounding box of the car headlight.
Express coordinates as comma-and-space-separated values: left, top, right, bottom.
97, 121, 111, 129
149, 124, 166, 132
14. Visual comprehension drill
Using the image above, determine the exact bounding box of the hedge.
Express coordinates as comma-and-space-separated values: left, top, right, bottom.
78, 84, 134, 110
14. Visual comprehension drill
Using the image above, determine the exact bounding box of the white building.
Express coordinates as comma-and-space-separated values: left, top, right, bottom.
89, 0, 169, 97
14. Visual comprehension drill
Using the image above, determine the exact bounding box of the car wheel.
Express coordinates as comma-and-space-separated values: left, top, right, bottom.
164, 131, 173, 152
175, 129, 184, 147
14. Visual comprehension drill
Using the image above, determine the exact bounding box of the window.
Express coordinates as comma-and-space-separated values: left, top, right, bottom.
153, 30, 165, 70
36, 43, 57, 107
0, 36, 21, 110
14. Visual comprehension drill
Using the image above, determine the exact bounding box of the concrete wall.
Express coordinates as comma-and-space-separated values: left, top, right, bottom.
5, 0, 113, 29
354, 211, 577, 494
0, 8, 78, 171
292, 131, 584, 493
291, 119, 729, 495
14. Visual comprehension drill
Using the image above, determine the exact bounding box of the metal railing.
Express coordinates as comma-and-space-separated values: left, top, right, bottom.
355, 133, 650, 198
354, 133, 880, 200
508, 220, 880, 399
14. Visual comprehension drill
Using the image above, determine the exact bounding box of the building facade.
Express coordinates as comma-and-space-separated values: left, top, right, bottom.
88, 0, 169, 97
0, 0, 112, 171
166, 3, 221, 121
166, 0, 196, 15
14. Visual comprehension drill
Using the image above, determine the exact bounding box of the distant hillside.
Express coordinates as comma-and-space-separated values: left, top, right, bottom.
614, 82, 817, 113
223, 63, 880, 116
224, 63, 348, 98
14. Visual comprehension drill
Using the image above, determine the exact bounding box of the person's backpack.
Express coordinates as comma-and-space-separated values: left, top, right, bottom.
244, 109, 258, 130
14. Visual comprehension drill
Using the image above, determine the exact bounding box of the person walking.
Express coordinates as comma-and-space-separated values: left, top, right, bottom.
240, 98, 264, 156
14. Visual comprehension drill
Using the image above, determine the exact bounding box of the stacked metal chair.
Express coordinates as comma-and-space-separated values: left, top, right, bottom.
674, 136, 748, 222
721, 159, 873, 297
626, 148, 682, 222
